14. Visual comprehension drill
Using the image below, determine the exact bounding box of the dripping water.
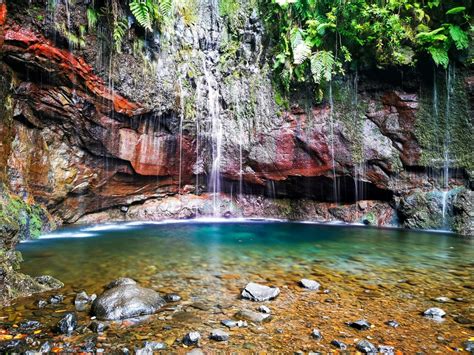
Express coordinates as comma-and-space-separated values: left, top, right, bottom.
177, 78, 185, 194
328, 83, 337, 203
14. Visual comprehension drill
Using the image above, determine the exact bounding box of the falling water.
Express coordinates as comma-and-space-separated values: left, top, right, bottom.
440, 64, 455, 228
351, 72, 360, 205
202, 58, 223, 215
177, 78, 185, 193
328, 83, 337, 203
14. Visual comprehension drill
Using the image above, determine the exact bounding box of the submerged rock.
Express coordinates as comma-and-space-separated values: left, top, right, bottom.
75, 291, 91, 311
241, 282, 280, 301
347, 319, 372, 330
221, 319, 248, 328
182, 332, 201, 346
356, 339, 378, 354
105, 277, 137, 289
385, 320, 399, 328
164, 293, 181, 302
331, 340, 347, 350
56, 312, 77, 335
34, 275, 64, 289
311, 329, 322, 340
300, 279, 321, 290
423, 307, 446, 318
91, 279, 165, 320
49, 294, 64, 304
89, 321, 108, 333
210, 329, 229, 341
19, 320, 41, 331
378, 345, 395, 354
235, 309, 272, 323
136, 341, 167, 354
257, 305, 271, 314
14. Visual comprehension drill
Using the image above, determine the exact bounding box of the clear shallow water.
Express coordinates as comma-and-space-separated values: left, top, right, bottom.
6, 222, 474, 352
18, 221, 473, 287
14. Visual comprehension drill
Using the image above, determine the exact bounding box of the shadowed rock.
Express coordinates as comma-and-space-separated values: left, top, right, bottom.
91, 279, 165, 321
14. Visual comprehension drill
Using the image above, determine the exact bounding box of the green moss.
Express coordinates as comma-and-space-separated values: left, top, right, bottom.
0, 188, 50, 240
415, 69, 473, 171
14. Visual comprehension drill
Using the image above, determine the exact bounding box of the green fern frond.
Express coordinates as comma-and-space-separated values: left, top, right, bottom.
113, 18, 128, 53
130, 0, 153, 31
310, 50, 335, 84
87, 7, 98, 29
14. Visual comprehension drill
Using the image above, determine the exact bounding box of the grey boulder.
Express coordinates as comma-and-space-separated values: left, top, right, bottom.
241, 282, 280, 302
91, 279, 165, 320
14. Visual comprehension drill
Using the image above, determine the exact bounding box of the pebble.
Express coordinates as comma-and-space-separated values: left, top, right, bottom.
300, 279, 321, 290
39, 342, 51, 353
221, 319, 247, 328
235, 309, 272, 323
378, 345, 395, 354
433, 296, 450, 303
311, 329, 322, 340
182, 332, 201, 346
19, 320, 41, 331
423, 307, 446, 318
49, 295, 64, 304
385, 320, 399, 328
187, 349, 205, 355
56, 313, 77, 335
331, 340, 347, 350
210, 329, 229, 341
257, 305, 271, 314
347, 319, 371, 330
89, 321, 108, 333
356, 339, 377, 354
37, 300, 47, 309
164, 294, 181, 302
75, 291, 91, 311
463, 340, 474, 352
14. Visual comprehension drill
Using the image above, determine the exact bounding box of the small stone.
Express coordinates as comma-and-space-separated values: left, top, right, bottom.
356, 339, 378, 354
120, 206, 129, 213
39, 342, 51, 353
433, 296, 450, 303
75, 291, 90, 311
423, 307, 446, 318
37, 300, 47, 309
378, 345, 395, 354
221, 319, 247, 328
385, 320, 399, 328
311, 329, 322, 340
257, 305, 271, 314
89, 321, 108, 333
454, 315, 473, 325
49, 294, 64, 304
210, 329, 229, 341
463, 340, 474, 352
135, 342, 166, 355
241, 282, 280, 302
235, 309, 272, 323
81, 341, 95, 352
300, 279, 321, 290
34, 275, 63, 289
19, 320, 41, 331
164, 294, 181, 302
56, 313, 77, 335
182, 332, 201, 346
331, 340, 347, 350
347, 319, 371, 330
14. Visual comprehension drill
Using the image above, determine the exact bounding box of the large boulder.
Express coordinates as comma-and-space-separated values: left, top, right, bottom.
91, 278, 165, 320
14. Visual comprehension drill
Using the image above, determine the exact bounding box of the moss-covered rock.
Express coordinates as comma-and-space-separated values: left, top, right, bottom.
452, 188, 474, 236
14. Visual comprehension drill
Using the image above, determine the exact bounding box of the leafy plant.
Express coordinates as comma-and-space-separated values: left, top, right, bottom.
113, 18, 128, 53
129, 0, 153, 31
87, 7, 98, 30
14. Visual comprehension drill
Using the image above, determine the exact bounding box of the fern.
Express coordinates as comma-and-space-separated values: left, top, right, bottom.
428, 46, 449, 68
87, 7, 98, 29
310, 50, 335, 84
130, 0, 153, 31
445, 6, 466, 15
158, 0, 172, 18
113, 18, 128, 53
290, 28, 311, 65
449, 25, 469, 50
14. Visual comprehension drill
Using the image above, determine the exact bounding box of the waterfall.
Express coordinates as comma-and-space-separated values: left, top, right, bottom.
328, 82, 337, 203
440, 64, 455, 229
202, 58, 223, 216
352, 72, 360, 205
178, 78, 185, 193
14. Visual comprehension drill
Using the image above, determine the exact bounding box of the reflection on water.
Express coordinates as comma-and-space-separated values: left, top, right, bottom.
18, 222, 473, 287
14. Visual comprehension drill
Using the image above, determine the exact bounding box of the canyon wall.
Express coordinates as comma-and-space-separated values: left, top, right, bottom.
0, 0, 472, 244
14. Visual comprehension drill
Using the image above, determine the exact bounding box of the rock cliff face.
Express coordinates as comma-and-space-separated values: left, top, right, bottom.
0, 0, 472, 247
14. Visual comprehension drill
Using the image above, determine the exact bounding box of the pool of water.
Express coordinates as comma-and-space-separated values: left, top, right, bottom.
18, 221, 473, 287
4, 221, 474, 353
